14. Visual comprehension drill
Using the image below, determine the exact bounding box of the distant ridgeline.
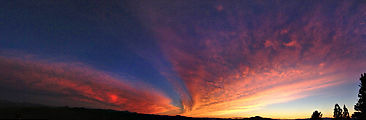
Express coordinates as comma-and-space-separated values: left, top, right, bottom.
0, 100, 276, 120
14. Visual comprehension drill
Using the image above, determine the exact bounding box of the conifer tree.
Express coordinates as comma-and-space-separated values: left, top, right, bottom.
333, 104, 342, 120
310, 110, 322, 120
343, 105, 350, 119
354, 73, 366, 119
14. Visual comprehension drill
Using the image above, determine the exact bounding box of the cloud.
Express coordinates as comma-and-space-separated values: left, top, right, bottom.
131, 0, 366, 117
0, 55, 180, 115
1, 0, 365, 118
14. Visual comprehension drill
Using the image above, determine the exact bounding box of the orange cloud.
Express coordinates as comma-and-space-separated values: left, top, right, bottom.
0, 56, 180, 115
130, 0, 366, 118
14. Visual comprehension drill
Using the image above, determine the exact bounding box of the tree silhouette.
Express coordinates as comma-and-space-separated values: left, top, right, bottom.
354, 73, 366, 119
342, 105, 350, 120
334, 104, 342, 120
310, 110, 322, 120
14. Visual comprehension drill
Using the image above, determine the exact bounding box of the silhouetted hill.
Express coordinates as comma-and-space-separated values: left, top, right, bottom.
0, 100, 275, 120
0, 99, 45, 108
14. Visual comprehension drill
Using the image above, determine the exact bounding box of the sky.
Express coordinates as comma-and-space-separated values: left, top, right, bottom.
0, 0, 366, 119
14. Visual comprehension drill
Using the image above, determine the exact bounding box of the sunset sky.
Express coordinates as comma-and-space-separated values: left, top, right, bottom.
1, 0, 366, 119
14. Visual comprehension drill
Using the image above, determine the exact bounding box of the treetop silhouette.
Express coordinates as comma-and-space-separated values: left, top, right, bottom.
342, 105, 350, 119
334, 104, 342, 120
310, 110, 322, 120
353, 73, 366, 119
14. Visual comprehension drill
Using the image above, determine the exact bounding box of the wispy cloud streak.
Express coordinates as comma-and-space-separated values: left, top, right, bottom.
0, 55, 180, 115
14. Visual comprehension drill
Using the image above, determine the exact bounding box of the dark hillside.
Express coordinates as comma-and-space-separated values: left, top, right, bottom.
0, 100, 273, 120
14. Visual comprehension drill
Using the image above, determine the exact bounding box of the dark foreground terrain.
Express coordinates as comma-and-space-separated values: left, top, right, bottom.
0, 100, 318, 120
